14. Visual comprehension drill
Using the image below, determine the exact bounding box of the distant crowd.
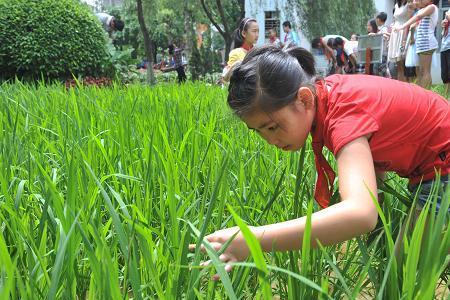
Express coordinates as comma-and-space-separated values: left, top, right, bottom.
223, 0, 449, 94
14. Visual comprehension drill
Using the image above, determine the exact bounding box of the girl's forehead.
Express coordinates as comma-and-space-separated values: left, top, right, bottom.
241, 110, 272, 129
247, 22, 259, 30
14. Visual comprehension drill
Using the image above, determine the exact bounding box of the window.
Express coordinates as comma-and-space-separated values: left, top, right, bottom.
265, 11, 280, 40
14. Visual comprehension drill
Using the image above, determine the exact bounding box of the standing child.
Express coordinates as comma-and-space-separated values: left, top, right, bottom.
404, 0, 420, 83
191, 45, 450, 276
441, 0, 450, 97
376, 12, 391, 78
388, 0, 414, 82
222, 18, 259, 81
282, 21, 300, 47
168, 43, 187, 83
268, 28, 281, 48
395, 0, 439, 89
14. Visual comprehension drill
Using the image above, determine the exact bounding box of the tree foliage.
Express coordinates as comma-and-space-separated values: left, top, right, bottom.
0, 0, 109, 81
289, 0, 376, 40
199, 0, 244, 60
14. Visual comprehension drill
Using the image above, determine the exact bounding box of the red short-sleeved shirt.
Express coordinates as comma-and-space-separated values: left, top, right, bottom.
317, 74, 450, 184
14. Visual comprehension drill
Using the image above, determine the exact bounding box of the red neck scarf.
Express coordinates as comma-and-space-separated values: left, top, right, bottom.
311, 80, 335, 208
241, 43, 253, 51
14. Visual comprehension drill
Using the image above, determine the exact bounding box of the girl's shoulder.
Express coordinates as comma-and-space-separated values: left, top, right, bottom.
420, 4, 438, 15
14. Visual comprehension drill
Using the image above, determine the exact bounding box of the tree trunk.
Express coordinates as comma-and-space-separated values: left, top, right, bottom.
136, 0, 156, 85
224, 36, 232, 63
237, 0, 245, 21
183, 0, 192, 59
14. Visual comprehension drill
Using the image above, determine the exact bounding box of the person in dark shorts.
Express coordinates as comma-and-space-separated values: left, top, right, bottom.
441, 2, 450, 98
168, 44, 187, 83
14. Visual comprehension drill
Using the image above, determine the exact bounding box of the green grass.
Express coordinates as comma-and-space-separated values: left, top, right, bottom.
0, 81, 448, 299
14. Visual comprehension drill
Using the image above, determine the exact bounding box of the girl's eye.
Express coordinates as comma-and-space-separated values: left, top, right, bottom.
268, 125, 278, 131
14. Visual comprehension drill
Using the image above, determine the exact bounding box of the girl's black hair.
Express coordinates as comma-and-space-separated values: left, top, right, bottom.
368, 18, 378, 33
233, 18, 257, 49
228, 45, 316, 116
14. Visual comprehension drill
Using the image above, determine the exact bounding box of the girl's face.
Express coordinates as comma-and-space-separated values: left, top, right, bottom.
242, 22, 259, 45
241, 88, 315, 152
367, 22, 374, 33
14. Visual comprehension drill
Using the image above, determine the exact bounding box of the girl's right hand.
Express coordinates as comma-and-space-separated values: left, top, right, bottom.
189, 226, 254, 281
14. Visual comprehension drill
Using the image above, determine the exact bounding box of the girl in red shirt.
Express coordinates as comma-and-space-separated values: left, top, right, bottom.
192, 45, 450, 277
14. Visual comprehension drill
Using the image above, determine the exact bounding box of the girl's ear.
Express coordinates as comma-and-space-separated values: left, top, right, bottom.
295, 87, 315, 110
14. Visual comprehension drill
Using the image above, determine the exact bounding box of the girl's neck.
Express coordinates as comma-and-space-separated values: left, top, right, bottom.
241, 43, 253, 51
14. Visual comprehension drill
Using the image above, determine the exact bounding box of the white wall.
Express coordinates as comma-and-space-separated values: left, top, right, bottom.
375, 1, 394, 25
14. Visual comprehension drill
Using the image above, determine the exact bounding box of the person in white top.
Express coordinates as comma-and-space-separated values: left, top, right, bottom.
95, 12, 124, 36
388, 0, 414, 82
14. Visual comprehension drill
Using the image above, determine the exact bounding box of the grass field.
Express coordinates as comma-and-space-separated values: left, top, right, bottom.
0, 81, 449, 299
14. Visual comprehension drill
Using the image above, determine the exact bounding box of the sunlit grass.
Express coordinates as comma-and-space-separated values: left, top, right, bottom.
0, 80, 448, 299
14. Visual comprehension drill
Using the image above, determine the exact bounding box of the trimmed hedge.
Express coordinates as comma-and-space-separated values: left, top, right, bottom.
0, 0, 110, 80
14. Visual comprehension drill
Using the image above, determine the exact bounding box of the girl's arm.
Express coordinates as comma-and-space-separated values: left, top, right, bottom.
396, 5, 436, 32
196, 136, 379, 268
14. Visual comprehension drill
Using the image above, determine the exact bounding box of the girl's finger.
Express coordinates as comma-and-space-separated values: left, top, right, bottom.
219, 253, 230, 262
224, 263, 233, 273
211, 274, 220, 281
200, 260, 211, 267
190, 242, 222, 254
210, 242, 222, 251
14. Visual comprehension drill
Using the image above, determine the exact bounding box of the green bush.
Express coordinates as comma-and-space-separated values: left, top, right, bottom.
0, 0, 110, 81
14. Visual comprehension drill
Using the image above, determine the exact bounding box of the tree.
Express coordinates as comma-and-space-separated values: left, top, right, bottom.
136, 0, 156, 85
288, 0, 376, 40
0, 0, 109, 81
199, 0, 244, 61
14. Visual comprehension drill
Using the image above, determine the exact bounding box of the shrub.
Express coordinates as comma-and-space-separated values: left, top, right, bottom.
0, 0, 110, 81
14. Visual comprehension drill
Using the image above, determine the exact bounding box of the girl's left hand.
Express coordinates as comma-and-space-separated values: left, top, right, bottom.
189, 226, 253, 281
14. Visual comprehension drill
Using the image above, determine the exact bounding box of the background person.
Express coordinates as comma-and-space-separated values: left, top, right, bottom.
388, 0, 414, 82
395, 0, 439, 89
441, 0, 450, 97
268, 28, 281, 48
282, 21, 300, 47
333, 37, 357, 74
168, 43, 187, 83
95, 12, 124, 36
222, 18, 259, 81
